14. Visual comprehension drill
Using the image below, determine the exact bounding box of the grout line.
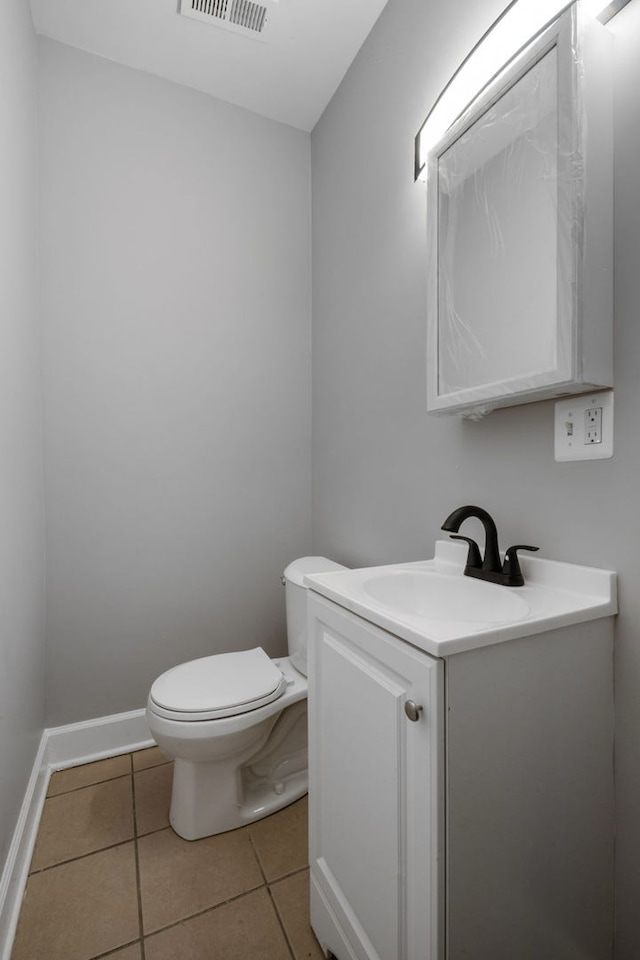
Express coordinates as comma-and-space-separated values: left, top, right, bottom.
89, 938, 142, 960
267, 863, 309, 887
47, 748, 169, 799
130, 759, 147, 960
247, 832, 269, 886
267, 885, 297, 960
246, 827, 306, 958
131, 760, 172, 775
28, 836, 136, 876
135, 823, 172, 841
143, 881, 267, 940
45, 770, 133, 800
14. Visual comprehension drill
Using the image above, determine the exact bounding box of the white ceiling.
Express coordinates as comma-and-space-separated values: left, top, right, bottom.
29, 0, 390, 131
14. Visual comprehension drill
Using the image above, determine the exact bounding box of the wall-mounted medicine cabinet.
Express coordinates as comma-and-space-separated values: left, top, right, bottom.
426, 5, 613, 418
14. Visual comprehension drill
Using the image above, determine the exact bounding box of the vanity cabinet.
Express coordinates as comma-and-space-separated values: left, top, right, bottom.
307, 592, 614, 960
308, 594, 444, 960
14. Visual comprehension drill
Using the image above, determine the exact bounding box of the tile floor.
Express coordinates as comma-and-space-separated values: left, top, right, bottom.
11, 747, 324, 960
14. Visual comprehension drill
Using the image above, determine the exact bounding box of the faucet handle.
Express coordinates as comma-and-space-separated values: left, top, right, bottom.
449, 535, 482, 570
502, 544, 539, 586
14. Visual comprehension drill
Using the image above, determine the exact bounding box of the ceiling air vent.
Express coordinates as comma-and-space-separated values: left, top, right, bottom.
179, 0, 277, 42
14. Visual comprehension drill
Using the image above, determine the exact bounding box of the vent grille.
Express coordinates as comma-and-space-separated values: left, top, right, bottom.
230, 0, 267, 33
180, 0, 276, 41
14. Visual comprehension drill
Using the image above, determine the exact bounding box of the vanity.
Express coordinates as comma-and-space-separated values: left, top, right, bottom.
305, 541, 616, 960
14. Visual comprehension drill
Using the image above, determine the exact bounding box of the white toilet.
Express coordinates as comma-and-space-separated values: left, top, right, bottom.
146, 556, 345, 840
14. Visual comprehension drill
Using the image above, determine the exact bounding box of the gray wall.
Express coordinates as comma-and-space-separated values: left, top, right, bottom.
311, 0, 640, 956
0, 1, 46, 865
39, 40, 312, 726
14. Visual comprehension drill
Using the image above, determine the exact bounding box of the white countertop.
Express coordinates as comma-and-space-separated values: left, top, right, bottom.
304, 540, 617, 657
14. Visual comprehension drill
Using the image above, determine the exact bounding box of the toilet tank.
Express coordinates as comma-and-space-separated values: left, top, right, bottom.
283, 556, 346, 677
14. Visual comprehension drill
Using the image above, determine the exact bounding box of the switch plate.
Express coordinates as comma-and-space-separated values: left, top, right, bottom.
555, 391, 614, 461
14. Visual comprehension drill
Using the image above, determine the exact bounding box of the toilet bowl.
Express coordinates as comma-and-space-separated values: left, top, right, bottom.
146, 556, 345, 840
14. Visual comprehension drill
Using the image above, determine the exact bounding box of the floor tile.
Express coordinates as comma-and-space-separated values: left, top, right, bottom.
47, 755, 131, 797
248, 795, 308, 881
132, 745, 170, 771
138, 826, 264, 933
11, 843, 139, 960
271, 869, 324, 960
30, 775, 134, 871
145, 887, 291, 960
134, 762, 173, 835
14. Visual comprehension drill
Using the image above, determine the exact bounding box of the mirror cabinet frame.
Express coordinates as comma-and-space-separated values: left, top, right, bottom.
426, 4, 613, 417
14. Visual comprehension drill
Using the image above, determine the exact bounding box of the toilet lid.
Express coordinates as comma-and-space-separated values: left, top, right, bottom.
149, 648, 287, 721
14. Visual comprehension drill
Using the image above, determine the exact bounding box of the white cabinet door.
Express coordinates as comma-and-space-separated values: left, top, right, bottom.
308, 595, 444, 960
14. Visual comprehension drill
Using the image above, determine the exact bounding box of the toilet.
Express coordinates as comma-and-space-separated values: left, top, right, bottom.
146, 556, 345, 840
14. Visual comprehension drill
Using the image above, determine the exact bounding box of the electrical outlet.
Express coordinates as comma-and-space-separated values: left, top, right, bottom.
555, 391, 614, 461
585, 406, 602, 444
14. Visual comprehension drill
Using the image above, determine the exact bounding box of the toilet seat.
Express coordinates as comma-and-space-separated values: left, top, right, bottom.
149, 647, 287, 722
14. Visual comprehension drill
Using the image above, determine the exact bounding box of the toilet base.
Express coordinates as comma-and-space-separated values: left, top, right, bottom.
168, 698, 309, 840
169, 758, 308, 840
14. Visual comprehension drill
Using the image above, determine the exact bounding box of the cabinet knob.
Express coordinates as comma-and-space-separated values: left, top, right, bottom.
404, 700, 423, 722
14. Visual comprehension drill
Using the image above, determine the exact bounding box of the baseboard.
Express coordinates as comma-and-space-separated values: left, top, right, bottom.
0, 732, 49, 960
44, 707, 154, 770
0, 708, 155, 960
310, 874, 360, 960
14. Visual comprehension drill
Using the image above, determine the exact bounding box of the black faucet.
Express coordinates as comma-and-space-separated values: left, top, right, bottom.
441, 505, 538, 587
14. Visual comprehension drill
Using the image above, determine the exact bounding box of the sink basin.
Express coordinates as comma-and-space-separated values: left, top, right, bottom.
362, 570, 530, 623
303, 540, 617, 658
